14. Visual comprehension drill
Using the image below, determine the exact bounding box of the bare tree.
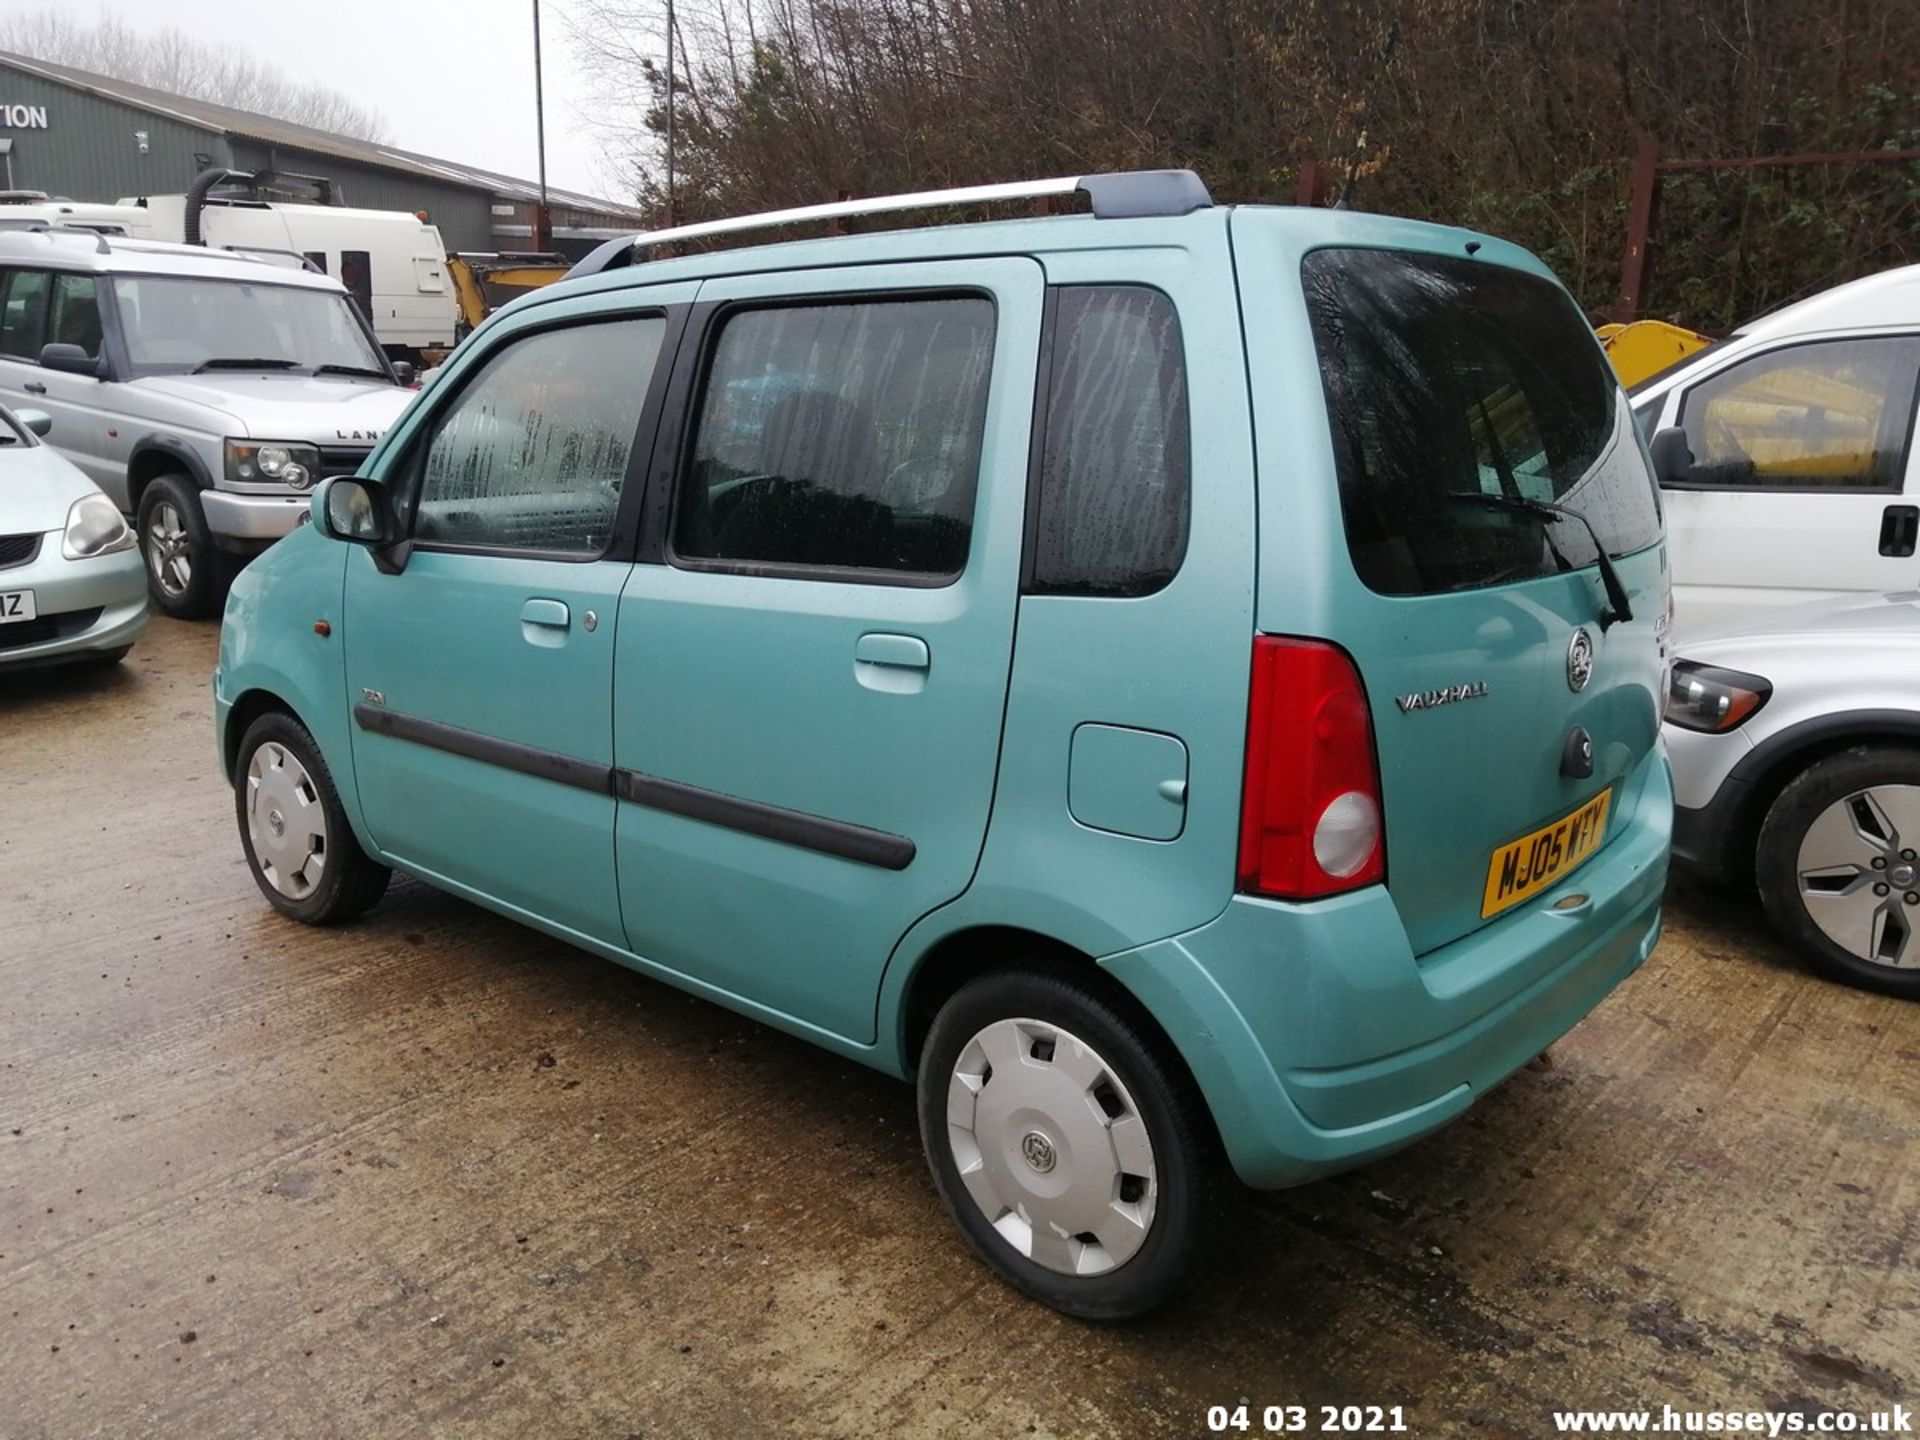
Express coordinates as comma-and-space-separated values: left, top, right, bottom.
0, 10, 391, 141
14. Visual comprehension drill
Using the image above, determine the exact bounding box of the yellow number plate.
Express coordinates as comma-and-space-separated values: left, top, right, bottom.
1481, 790, 1612, 919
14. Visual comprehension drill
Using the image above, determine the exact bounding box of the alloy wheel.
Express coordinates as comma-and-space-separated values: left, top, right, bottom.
245, 741, 328, 900
1796, 784, 1920, 971
945, 1017, 1158, 1277
146, 501, 193, 598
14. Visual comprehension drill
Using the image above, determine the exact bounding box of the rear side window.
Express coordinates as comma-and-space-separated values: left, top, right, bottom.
1305, 249, 1660, 597
410, 316, 664, 555
1676, 336, 1920, 492
48, 274, 103, 358
673, 297, 995, 578
1030, 287, 1190, 596
0, 270, 49, 359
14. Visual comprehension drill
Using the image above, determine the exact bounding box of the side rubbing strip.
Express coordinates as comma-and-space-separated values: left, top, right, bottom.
351, 704, 915, 871
613, 770, 916, 871
352, 704, 614, 794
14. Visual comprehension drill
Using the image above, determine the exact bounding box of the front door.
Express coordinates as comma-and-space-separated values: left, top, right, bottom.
612, 259, 1043, 1041
1659, 333, 1920, 634
343, 296, 687, 946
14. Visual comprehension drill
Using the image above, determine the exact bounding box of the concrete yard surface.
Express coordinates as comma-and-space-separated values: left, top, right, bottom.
2, 616, 1915, 1439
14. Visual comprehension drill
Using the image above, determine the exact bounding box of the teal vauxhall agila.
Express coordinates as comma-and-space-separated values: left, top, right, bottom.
213, 171, 1673, 1318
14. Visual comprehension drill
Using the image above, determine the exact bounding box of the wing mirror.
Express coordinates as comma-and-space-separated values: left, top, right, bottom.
390, 360, 417, 387
39, 343, 103, 378
315, 476, 411, 573
1648, 426, 1695, 487
15, 407, 51, 437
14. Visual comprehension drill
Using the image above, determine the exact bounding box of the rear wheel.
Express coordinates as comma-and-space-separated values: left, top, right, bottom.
234, 711, 391, 925
1756, 746, 1920, 999
917, 968, 1216, 1319
137, 475, 226, 619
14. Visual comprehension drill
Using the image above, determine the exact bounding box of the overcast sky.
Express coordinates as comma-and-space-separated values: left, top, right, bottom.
0, 0, 636, 201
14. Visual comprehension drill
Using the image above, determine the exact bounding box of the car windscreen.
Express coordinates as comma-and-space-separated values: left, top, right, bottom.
110, 275, 388, 376
1304, 248, 1661, 597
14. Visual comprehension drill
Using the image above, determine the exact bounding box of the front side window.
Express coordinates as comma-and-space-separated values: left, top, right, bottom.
673, 297, 996, 578
0, 270, 49, 359
1676, 337, 1920, 491
1031, 286, 1190, 596
410, 316, 664, 555
1305, 248, 1660, 597
109, 275, 386, 376
48, 274, 103, 358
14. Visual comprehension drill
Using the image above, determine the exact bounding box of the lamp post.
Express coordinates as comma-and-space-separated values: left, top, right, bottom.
532, 0, 552, 251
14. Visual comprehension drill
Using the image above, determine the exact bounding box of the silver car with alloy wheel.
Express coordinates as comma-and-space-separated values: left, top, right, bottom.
0, 402, 146, 668
1667, 589, 1920, 997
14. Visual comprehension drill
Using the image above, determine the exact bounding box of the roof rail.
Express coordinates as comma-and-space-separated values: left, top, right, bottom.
0, 220, 113, 253
567, 169, 1213, 279
220, 244, 326, 274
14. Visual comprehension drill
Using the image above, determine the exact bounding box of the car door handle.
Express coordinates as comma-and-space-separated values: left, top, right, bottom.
854, 632, 930, 693
23, 381, 46, 395
520, 597, 570, 647
1880, 504, 1918, 558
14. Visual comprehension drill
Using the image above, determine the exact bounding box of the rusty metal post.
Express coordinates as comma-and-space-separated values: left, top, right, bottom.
1294, 161, 1327, 207
1612, 133, 1662, 322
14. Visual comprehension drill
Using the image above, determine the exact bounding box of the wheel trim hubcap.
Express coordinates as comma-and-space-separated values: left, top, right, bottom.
245, 741, 327, 900
1796, 783, 1920, 970
946, 1017, 1158, 1277
146, 501, 192, 597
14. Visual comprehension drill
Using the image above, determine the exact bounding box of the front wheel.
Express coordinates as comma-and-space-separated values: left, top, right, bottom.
917, 969, 1217, 1319
137, 475, 226, 619
234, 712, 391, 925
1756, 746, 1920, 999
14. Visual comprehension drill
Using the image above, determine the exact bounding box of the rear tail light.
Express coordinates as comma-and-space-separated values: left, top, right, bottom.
1237, 637, 1385, 899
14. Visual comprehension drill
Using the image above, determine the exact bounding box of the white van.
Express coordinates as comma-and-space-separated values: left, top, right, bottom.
0, 188, 457, 361
1632, 265, 1920, 636
126, 194, 457, 361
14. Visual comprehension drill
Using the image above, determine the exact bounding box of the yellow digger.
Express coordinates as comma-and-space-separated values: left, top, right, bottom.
1595, 318, 1714, 388
447, 252, 575, 339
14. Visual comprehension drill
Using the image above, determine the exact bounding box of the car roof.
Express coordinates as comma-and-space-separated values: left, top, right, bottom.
1733, 263, 1920, 343
0, 227, 350, 291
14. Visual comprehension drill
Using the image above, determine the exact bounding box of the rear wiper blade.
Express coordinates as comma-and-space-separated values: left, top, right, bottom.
312, 363, 390, 380
1447, 491, 1634, 629
192, 357, 301, 373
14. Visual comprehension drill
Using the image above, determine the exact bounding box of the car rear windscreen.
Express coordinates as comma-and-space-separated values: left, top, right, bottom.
1304, 248, 1661, 596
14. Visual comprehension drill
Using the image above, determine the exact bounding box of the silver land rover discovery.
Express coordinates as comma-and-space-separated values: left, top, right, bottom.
0, 225, 419, 617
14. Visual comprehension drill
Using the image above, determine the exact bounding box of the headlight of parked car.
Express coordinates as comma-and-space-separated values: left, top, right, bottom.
225, 439, 321, 490
1665, 660, 1772, 733
61, 492, 136, 561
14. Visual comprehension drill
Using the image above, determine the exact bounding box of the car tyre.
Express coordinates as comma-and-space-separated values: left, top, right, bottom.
917, 967, 1217, 1320
235, 711, 391, 925
1756, 745, 1920, 999
137, 474, 227, 619
80, 646, 132, 668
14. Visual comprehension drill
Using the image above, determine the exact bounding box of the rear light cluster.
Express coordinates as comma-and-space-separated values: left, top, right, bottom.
1237, 637, 1385, 900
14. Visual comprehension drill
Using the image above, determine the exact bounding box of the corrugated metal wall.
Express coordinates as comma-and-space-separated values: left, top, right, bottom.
0, 63, 498, 251
0, 64, 232, 198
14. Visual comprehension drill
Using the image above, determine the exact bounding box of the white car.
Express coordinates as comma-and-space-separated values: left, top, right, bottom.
0, 402, 146, 668
1632, 264, 1920, 637
1666, 589, 1920, 997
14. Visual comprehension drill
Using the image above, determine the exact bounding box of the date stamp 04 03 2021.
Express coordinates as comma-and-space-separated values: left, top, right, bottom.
1208, 1404, 1411, 1434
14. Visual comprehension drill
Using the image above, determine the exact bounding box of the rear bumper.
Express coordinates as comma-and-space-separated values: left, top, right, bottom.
1101, 754, 1671, 1189
0, 539, 148, 668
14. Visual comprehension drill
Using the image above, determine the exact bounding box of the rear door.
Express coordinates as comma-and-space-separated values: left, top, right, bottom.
1287, 244, 1667, 957
612, 259, 1042, 1042
1655, 334, 1920, 634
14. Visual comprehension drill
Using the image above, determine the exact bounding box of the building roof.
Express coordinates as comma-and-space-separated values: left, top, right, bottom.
0, 50, 645, 220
